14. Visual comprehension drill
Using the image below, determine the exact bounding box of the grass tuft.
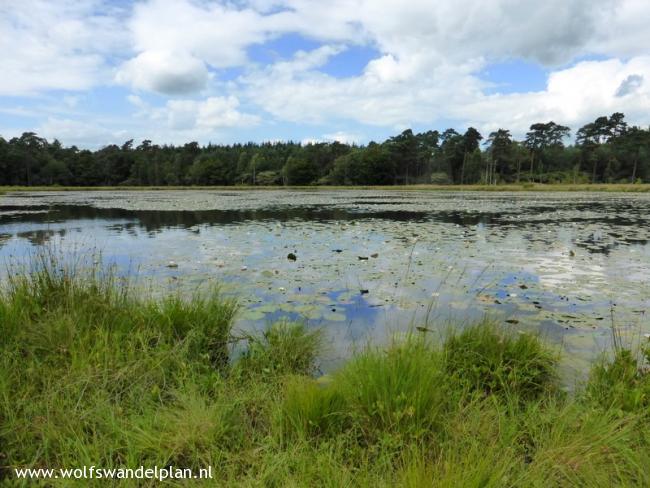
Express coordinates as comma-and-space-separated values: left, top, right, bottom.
443, 322, 558, 403
585, 346, 650, 413
1, 258, 649, 486
236, 321, 321, 378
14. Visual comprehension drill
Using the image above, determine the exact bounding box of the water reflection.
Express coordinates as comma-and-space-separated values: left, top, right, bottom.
0, 190, 649, 377
0, 204, 433, 230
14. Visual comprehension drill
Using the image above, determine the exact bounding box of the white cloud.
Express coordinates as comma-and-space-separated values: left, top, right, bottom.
230, 0, 650, 138
241, 43, 482, 126
592, 0, 650, 58
0, 0, 126, 96
249, 0, 621, 65
128, 0, 269, 68
138, 96, 260, 132
242, 42, 650, 139
323, 131, 363, 144
4, 0, 650, 146
34, 95, 260, 147
127, 94, 146, 109
116, 50, 209, 94
300, 132, 362, 145
38, 117, 127, 147
454, 57, 650, 137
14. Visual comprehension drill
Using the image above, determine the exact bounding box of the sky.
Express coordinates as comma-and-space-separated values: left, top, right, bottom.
1, 0, 649, 148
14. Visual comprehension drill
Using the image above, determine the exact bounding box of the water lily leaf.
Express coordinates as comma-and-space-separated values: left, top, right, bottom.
324, 311, 347, 322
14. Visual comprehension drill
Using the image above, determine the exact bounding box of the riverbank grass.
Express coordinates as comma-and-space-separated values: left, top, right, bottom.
1, 262, 649, 486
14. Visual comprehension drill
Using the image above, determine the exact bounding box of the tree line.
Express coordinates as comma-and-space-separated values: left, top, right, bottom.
1, 112, 648, 187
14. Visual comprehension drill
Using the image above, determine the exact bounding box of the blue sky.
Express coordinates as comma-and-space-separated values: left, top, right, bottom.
1, 0, 649, 148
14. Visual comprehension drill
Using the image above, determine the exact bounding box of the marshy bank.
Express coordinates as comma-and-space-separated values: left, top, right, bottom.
1, 262, 649, 486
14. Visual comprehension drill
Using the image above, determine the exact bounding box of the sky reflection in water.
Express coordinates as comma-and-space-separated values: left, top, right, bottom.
1, 190, 649, 377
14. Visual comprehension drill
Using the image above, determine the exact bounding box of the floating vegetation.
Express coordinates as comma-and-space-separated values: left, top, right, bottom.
1, 189, 649, 373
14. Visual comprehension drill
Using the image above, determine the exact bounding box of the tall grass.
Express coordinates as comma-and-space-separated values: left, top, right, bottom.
0, 256, 238, 483
443, 322, 558, 403
235, 321, 322, 379
1, 256, 649, 486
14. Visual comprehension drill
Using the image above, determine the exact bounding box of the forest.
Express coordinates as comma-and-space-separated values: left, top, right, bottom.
1, 112, 648, 187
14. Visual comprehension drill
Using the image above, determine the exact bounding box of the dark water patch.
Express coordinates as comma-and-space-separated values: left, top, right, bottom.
0, 204, 434, 232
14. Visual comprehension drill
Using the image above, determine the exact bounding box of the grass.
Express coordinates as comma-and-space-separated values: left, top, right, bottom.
235, 321, 322, 379
2, 183, 650, 192
1, 258, 650, 486
443, 323, 559, 403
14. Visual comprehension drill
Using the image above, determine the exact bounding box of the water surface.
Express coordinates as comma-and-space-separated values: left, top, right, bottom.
2, 190, 649, 376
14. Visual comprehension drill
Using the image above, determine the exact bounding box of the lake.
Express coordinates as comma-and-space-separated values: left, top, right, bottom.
2, 189, 649, 377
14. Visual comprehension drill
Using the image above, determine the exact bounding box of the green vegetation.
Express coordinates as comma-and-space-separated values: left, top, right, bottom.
443, 324, 558, 403
2, 112, 650, 188
3, 182, 650, 193
1, 260, 650, 486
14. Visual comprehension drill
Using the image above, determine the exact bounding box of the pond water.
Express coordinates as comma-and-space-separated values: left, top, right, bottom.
2, 190, 649, 378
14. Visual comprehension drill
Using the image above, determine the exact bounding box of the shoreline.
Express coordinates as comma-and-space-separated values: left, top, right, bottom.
2, 183, 650, 193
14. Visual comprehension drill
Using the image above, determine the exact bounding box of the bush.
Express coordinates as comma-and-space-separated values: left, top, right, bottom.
255, 170, 282, 185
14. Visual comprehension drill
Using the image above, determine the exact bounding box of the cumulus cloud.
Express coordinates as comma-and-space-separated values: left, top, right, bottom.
243, 44, 650, 138
323, 131, 363, 144
454, 58, 650, 136
241, 44, 482, 126
4, 0, 650, 146
117, 0, 650, 134
128, 0, 270, 68
0, 0, 126, 96
38, 117, 127, 147
592, 0, 650, 58
116, 50, 209, 94
137, 96, 260, 132
168, 97, 260, 129
242, 0, 626, 66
